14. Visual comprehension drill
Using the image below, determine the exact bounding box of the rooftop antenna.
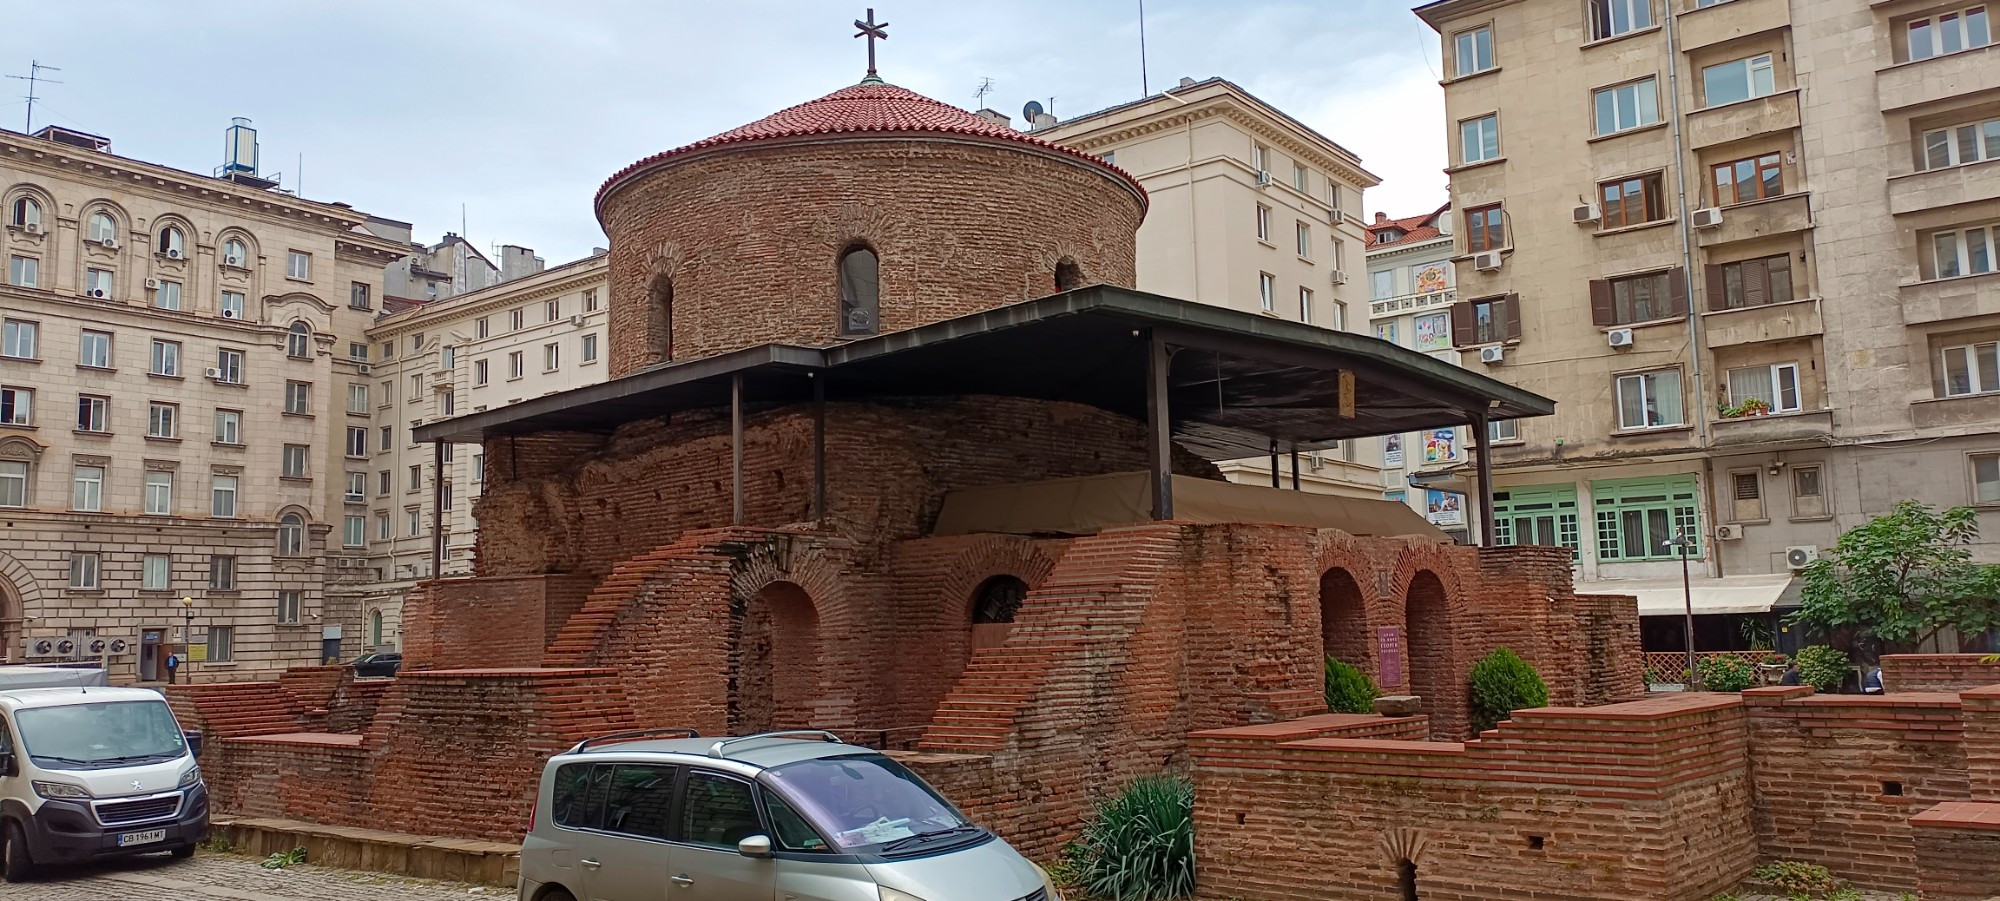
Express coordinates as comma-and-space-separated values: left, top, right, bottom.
7, 60, 62, 134
1138, 0, 1150, 96
973, 77, 996, 109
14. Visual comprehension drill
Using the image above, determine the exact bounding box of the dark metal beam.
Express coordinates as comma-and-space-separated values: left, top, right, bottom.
430, 440, 445, 579
812, 375, 827, 522
1290, 443, 1301, 491
1472, 412, 1496, 546
1146, 330, 1173, 520
1269, 439, 1280, 488
731, 374, 745, 526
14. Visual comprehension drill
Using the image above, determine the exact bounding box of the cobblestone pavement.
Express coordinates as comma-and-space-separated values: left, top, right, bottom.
0, 850, 502, 900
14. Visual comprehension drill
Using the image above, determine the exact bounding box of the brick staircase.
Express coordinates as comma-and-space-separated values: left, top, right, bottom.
542, 529, 760, 667
174, 681, 304, 737
919, 524, 1185, 752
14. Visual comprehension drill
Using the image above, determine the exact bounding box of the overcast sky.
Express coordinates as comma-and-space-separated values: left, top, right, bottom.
6, 0, 1448, 265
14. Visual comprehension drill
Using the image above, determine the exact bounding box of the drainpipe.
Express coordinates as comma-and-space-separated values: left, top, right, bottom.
1663, 4, 1722, 578
1162, 88, 1199, 303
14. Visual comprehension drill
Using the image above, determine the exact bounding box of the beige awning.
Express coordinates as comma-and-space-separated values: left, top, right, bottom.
933, 471, 1448, 541
1586, 573, 1798, 617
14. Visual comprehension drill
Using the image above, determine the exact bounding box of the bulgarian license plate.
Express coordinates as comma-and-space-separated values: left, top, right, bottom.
117, 829, 167, 847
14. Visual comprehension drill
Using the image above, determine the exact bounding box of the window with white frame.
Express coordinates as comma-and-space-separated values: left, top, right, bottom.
582, 333, 599, 363
1460, 115, 1500, 164
205, 626, 233, 662
348, 342, 368, 363
346, 471, 366, 502
1594, 77, 1661, 135
1615, 368, 1685, 429
1974, 453, 2000, 504
220, 291, 245, 320
344, 514, 366, 547
214, 409, 241, 445
1, 320, 36, 359
278, 590, 302, 625
476, 316, 490, 339
508, 351, 525, 379
149, 340, 180, 377
8, 255, 37, 289
0, 386, 30, 426
1489, 419, 1519, 442
1298, 287, 1314, 324
545, 298, 561, 322
284, 380, 311, 415
1258, 273, 1276, 311
1455, 25, 1495, 76
543, 342, 561, 372
1372, 270, 1396, 300
72, 464, 104, 511
1908, 6, 1991, 61
1943, 340, 2000, 396
287, 322, 311, 359
80, 330, 110, 368
474, 359, 489, 385
408, 374, 422, 398
70, 552, 100, 589
215, 348, 244, 384
1924, 117, 2000, 170
76, 395, 108, 432
287, 250, 311, 280
277, 513, 305, 555
509, 308, 525, 330
86, 268, 114, 299
1252, 143, 1268, 173
1931, 224, 1996, 279
154, 280, 183, 311
282, 444, 309, 478
1588, 0, 1653, 41
147, 401, 178, 439
377, 470, 390, 496
9, 196, 40, 229
1256, 204, 1271, 241
144, 470, 172, 515
471, 452, 483, 483
1726, 363, 1802, 413
222, 237, 248, 267
1295, 222, 1313, 258
1702, 54, 1776, 107
142, 554, 170, 590
211, 474, 238, 517
1293, 163, 1309, 192
208, 555, 236, 590
407, 508, 422, 536
407, 464, 422, 492
378, 425, 392, 451
348, 384, 369, 414
0, 460, 26, 507
350, 282, 371, 311
86, 212, 116, 244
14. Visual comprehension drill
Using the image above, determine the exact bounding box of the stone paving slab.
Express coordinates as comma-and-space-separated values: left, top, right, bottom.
0, 850, 498, 901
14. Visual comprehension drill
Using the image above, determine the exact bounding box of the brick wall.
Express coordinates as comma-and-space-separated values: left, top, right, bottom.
1911, 802, 2000, 901
1881, 653, 2000, 692
597, 140, 1143, 375
1574, 593, 1647, 705
1190, 694, 1756, 901
1967, 685, 2000, 802
404, 574, 597, 670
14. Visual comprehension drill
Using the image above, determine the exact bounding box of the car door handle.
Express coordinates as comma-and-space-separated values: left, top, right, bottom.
580, 858, 601, 870
671, 874, 694, 886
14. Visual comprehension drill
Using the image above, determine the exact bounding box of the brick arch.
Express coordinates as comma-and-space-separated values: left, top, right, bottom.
1318, 568, 1370, 672
1404, 570, 1456, 739
1312, 536, 1389, 684
891, 535, 1061, 731
728, 537, 852, 733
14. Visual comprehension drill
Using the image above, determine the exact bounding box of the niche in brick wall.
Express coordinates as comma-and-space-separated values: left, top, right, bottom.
732, 580, 819, 734
1404, 571, 1451, 736
1320, 568, 1370, 674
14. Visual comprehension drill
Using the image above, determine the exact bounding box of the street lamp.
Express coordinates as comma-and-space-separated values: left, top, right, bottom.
179, 595, 194, 680
1664, 530, 1697, 688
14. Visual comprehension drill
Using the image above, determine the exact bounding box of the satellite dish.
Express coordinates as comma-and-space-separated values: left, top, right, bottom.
1022, 100, 1045, 121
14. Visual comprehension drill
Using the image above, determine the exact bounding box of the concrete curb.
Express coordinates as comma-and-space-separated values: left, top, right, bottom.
211, 816, 520, 887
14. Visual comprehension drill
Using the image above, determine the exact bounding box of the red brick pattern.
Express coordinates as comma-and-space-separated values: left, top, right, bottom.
1881, 654, 2000, 693
1911, 801, 2000, 901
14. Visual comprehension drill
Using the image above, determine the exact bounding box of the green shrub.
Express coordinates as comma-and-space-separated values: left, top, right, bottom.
1324, 656, 1380, 714
1072, 775, 1195, 901
1468, 648, 1550, 734
1794, 646, 1850, 693
1697, 656, 1756, 692
1752, 860, 1840, 893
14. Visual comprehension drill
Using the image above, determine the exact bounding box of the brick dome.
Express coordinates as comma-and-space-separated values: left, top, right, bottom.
595, 80, 1148, 376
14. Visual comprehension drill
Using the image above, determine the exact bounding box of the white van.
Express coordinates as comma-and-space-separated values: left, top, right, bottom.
0, 686, 209, 881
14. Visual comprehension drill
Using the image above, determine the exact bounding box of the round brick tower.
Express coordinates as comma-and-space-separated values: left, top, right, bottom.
595, 80, 1148, 376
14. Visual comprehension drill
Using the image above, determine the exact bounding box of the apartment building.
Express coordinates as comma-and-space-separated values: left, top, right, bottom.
1416, 0, 2000, 649
352, 251, 609, 649
0, 123, 407, 679
1037, 77, 1387, 493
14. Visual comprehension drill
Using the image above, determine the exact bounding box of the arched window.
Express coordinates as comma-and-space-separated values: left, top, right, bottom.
277, 513, 305, 556
838, 246, 879, 336
8, 197, 39, 230
158, 225, 186, 258
222, 238, 248, 267
286, 321, 311, 359
972, 575, 1028, 625
370, 609, 384, 647
86, 212, 117, 245
1054, 258, 1083, 292
648, 273, 674, 363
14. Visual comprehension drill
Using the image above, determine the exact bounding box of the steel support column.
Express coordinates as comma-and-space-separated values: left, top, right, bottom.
1146, 330, 1174, 520
812, 375, 827, 522
1472, 413, 1496, 546
731, 374, 745, 526
430, 440, 445, 578
1289, 444, 1301, 491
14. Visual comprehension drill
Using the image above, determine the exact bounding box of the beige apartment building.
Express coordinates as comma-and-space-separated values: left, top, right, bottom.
1416, 0, 2000, 648
1037, 77, 1387, 493
0, 123, 407, 680
353, 252, 608, 649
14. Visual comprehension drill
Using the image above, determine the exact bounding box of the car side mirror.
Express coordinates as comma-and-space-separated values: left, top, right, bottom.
184, 731, 203, 759
736, 834, 774, 859
0, 750, 15, 778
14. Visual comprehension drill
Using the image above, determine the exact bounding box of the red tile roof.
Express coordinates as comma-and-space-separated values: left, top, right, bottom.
1366, 204, 1452, 251
596, 81, 1145, 212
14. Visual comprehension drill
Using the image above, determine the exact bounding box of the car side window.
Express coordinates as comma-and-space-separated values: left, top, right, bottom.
679, 771, 762, 849
551, 763, 605, 830
603, 764, 678, 841
0, 715, 11, 754
763, 790, 829, 852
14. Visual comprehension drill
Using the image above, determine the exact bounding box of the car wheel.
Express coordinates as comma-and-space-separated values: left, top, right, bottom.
2, 820, 36, 883
540, 889, 577, 901
170, 844, 196, 859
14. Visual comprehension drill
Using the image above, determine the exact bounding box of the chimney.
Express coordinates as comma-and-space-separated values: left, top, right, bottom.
1374, 212, 1389, 224
499, 245, 545, 282
1178, 76, 1196, 89
975, 109, 1012, 129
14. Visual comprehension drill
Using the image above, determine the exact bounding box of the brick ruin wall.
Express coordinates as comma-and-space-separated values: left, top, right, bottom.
1881, 653, 2000, 693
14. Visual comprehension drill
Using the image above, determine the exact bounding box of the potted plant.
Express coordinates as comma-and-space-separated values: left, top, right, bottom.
1717, 398, 1772, 419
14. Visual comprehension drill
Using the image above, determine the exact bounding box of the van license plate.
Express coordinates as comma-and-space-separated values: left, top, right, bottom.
117, 829, 167, 847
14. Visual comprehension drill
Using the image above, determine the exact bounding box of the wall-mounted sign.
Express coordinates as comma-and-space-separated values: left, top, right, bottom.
1426, 490, 1464, 526
1424, 428, 1458, 464
1384, 434, 1404, 466
1413, 312, 1452, 352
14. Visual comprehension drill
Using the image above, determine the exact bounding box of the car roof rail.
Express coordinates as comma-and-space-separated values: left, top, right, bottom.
706, 730, 842, 759
570, 727, 702, 754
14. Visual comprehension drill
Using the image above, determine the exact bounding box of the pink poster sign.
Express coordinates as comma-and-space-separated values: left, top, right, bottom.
1377, 626, 1403, 688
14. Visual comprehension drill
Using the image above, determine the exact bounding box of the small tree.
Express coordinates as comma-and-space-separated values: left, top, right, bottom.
1324, 656, 1381, 714
1793, 645, 1849, 693
1696, 655, 1756, 692
1792, 501, 2000, 654
1468, 648, 1549, 734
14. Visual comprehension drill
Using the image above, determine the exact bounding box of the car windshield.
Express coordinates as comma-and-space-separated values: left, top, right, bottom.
762, 754, 971, 850
15, 700, 187, 769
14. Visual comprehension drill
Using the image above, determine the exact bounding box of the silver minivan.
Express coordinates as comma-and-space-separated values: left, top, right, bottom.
519, 730, 1057, 901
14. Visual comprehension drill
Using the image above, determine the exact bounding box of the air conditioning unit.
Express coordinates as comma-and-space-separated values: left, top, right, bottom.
27, 638, 57, 658
204, 367, 221, 379
1693, 208, 1724, 229
1607, 328, 1635, 348
1785, 545, 1819, 570
1572, 203, 1601, 225
1330, 269, 1349, 286
1474, 251, 1504, 271
356, 362, 371, 374
569, 315, 585, 326
1715, 523, 1744, 541
22, 223, 39, 235
100, 237, 118, 250
1254, 169, 1272, 186
1479, 345, 1506, 365
88, 289, 107, 299
220, 308, 240, 319
1328, 208, 1345, 225
143, 277, 160, 290
224, 254, 244, 267
167, 248, 184, 260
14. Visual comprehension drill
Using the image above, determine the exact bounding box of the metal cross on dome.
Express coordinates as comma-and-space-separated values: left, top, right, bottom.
854, 8, 889, 81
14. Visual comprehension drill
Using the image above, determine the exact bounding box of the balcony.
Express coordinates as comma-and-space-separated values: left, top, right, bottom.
1694, 193, 1812, 247
1888, 160, 2000, 216
1877, 44, 2000, 112
1709, 409, 1832, 448
1701, 296, 1822, 348
1685, 90, 1801, 150
1679, 0, 1790, 53
1369, 290, 1456, 320
1914, 392, 2000, 430
1900, 271, 2000, 325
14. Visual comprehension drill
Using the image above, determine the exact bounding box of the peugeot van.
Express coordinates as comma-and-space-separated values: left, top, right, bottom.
0, 686, 209, 881
519, 730, 1057, 901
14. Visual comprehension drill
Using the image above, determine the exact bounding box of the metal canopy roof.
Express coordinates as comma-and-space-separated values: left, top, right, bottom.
415, 286, 1554, 459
